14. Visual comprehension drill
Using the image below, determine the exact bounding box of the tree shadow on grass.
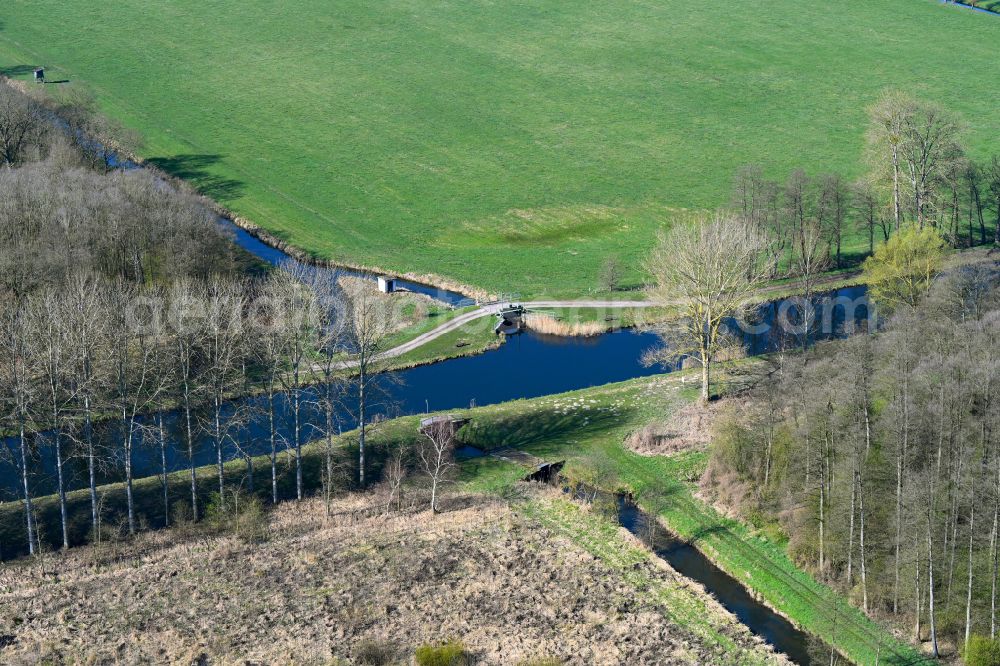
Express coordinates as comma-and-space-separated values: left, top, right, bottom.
146, 154, 245, 201
461, 403, 628, 457
0, 64, 39, 77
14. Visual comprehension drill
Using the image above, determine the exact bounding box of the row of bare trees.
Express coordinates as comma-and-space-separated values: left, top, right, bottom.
0, 265, 402, 557
706, 266, 1000, 656
1, 78, 139, 171
732, 91, 1000, 283
0, 87, 402, 555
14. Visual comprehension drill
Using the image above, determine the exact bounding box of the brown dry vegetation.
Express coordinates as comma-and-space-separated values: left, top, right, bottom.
523, 313, 606, 337
0, 488, 783, 665
625, 399, 733, 457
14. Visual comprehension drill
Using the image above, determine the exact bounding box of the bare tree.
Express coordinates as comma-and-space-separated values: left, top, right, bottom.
852, 178, 886, 255
418, 419, 457, 513
342, 281, 396, 486
64, 274, 109, 536
165, 278, 208, 520
201, 276, 249, 501
106, 281, 168, 535
987, 155, 1000, 245
0, 82, 44, 165
383, 445, 407, 514
251, 278, 288, 504
897, 100, 964, 228
784, 169, 812, 269
297, 265, 348, 514
867, 90, 913, 231
25, 289, 73, 549
270, 269, 316, 500
789, 220, 830, 349
644, 212, 770, 402
0, 297, 38, 554
963, 161, 987, 246
817, 173, 850, 268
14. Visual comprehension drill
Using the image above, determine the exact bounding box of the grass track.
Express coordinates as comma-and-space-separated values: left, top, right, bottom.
1, 0, 998, 296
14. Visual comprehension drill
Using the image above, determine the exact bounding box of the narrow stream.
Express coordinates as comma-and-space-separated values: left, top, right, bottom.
615, 496, 818, 664
222, 219, 476, 307
559, 480, 837, 665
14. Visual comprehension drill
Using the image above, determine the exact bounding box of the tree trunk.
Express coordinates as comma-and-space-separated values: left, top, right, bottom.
894, 382, 909, 615
269, 386, 277, 504
359, 358, 367, 487
19, 424, 36, 556
184, 387, 197, 521
53, 421, 68, 549
966, 500, 976, 648
85, 392, 98, 537
293, 380, 302, 500
700, 346, 710, 404
891, 147, 902, 231
992, 491, 999, 638
159, 413, 169, 528
819, 445, 826, 579
928, 511, 939, 658
124, 419, 136, 535
859, 468, 869, 614
915, 548, 923, 642
848, 466, 857, 586
214, 395, 224, 500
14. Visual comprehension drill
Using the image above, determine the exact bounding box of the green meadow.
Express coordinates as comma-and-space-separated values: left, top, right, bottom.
1, 0, 998, 296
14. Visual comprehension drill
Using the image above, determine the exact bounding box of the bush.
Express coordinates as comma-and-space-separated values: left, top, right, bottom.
963, 635, 1000, 666
204, 489, 268, 543
414, 640, 470, 666
862, 225, 946, 311
354, 639, 397, 665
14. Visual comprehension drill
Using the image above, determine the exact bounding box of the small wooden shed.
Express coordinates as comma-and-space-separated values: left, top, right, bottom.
33, 68, 45, 83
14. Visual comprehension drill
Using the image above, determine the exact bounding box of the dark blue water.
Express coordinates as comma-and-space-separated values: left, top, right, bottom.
0, 284, 870, 500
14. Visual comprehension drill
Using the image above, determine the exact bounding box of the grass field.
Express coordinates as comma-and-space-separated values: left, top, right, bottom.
1, 0, 998, 296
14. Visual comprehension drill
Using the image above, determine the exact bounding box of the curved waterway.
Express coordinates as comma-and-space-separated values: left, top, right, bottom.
0, 285, 869, 500
223, 219, 476, 307
3, 153, 868, 664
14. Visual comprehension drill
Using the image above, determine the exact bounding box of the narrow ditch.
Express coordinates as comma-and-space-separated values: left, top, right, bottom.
550, 477, 845, 665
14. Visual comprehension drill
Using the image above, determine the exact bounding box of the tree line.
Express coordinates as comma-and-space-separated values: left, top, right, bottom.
705, 264, 1000, 657
0, 267, 398, 558
732, 90, 1000, 282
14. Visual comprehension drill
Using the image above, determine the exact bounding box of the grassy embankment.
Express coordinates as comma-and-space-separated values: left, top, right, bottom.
1, 0, 998, 296
2, 365, 923, 664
